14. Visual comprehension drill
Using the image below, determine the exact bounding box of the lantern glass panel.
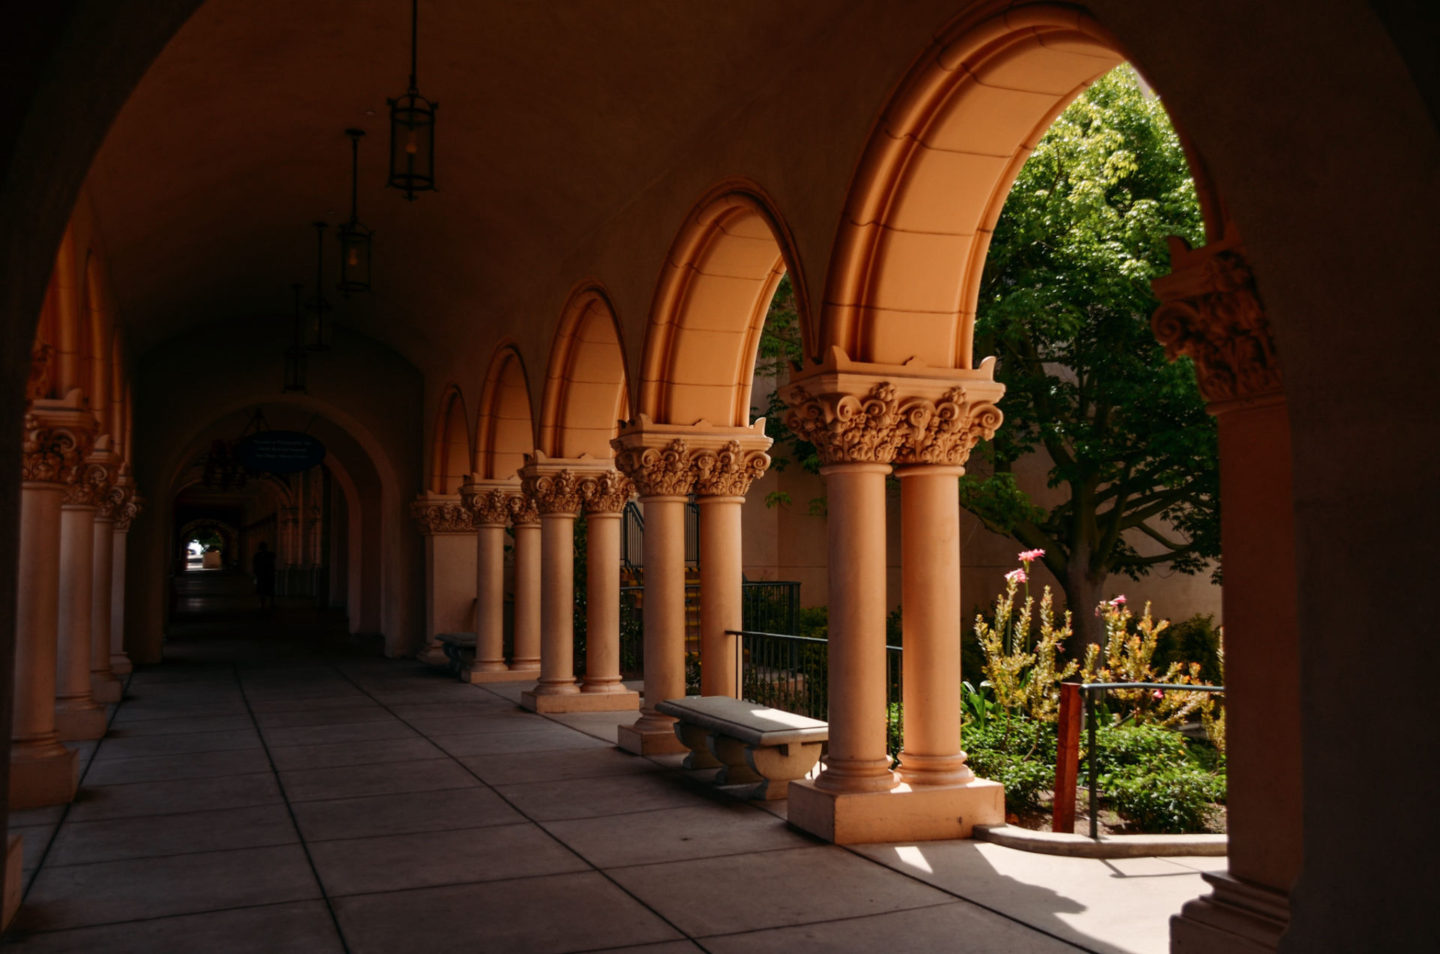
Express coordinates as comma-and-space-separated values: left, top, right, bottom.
338, 226, 372, 293
388, 97, 435, 194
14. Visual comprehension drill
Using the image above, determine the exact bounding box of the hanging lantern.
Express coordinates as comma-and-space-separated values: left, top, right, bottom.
338, 129, 374, 294
307, 221, 332, 351
387, 0, 436, 200
283, 283, 308, 392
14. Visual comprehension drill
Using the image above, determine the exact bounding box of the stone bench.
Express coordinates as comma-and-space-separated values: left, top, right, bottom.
656, 696, 827, 800
436, 632, 476, 677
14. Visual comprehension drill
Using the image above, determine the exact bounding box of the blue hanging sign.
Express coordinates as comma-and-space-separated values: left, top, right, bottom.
234, 431, 326, 474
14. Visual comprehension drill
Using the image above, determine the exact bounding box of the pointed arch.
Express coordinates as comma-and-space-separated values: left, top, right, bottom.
538, 283, 630, 459
428, 384, 472, 494
639, 180, 812, 426
822, 5, 1123, 369
473, 343, 537, 481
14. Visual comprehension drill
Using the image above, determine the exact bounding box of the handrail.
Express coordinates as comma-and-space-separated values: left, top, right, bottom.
726, 628, 902, 652
1060, 680, 1226, 840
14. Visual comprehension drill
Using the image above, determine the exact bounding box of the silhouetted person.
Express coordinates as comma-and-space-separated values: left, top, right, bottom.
252, 542, 277, 610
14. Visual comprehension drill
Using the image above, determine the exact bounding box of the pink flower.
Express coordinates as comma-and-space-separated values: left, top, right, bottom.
1005, 568, 1028, 584
1018, 549, 1046, 563
1110, 595, 1127, 607
1151, 689, 1164, 701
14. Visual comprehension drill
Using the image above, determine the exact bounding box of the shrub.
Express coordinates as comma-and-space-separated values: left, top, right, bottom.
964, 713, 1057, 811
1101, 764, 1224, 833
1154, 613, 1224, 685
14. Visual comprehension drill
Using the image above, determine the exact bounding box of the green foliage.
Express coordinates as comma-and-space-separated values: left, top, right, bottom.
972, 560, 1078, 723
796, 604, 829, 639
962, 64, 1218, 633
1083, 598, 1218, 729
1154, 613, 1224, 685
964, 713, 1058, 810
1101, 764, 1224, 834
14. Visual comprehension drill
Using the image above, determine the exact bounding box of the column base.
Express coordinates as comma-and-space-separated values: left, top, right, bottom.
54, 701, 107, 741
617, 720, 688, 755
91, 671, 124, 703
9, 743, 79, 810
466, 667, 542, 684
1171, 872, 1289, 954
3, 834, 21, 930
787, 776, 1004, 844
110, 653, 133, 676
522, 688, 639, 714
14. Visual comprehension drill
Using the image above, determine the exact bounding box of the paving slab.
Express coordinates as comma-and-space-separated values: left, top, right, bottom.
82, 747, 272, 785
544, 801, 813, 868
280, 756, 477, 802
495, 771, 719, 821
457, 745, 663, 786
291, 786, 526, 842
65, 772, 282, 822
2, 899, 344, 953
266, 735, 440, 770
45, 803, 296, 866
92, 728, 262, 761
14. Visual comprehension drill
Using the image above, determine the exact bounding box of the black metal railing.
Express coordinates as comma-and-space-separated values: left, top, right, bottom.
1079, 681, 1226, 839
740, 581, 800, 635
619, 499, 701, 569
732, 629, 903, 731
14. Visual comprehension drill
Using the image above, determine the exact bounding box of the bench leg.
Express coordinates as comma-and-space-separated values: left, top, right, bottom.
673, 722, 722, 769
746, 741, 825, 800
709, 735, 763, 786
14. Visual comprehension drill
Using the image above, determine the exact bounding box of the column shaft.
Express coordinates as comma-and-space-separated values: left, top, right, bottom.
511, 522, 541, 671
814, 463, 895, 793
89, 515, 122, 702
109, 528, 132, 675
895, 465, 971, 785
633, 495, 687, 731
55, 503, 105, 740
474, 523, 508, 671
13, 484, 68, 758
535, 512, 579, 694
582, 511, 624, 692
697, 495, 744, 697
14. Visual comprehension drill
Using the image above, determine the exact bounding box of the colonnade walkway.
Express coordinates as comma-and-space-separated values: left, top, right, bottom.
4, 623, 1221, 953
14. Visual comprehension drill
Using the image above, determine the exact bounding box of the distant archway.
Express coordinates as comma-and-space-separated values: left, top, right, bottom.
429, 385, 472, 493
474, 344, 537, 480
539, 284, 630, 459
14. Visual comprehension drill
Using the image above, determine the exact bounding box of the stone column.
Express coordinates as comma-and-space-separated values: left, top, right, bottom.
87, 472, 128, 703
693, 439, 771, 697
507, 493, 542, 673
779, 349, 1005, 843
612, 427, 696, 755
1153, 238, 1299, 952
459, 479, 535, 683
108, 486, 140, 676
11, 401, 93, 808
54, 445, 112, 741
572, 470, 639, 710
410, 492, 477, 667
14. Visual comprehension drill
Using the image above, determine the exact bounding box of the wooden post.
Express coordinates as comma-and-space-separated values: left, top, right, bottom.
1053, 681, 1082, 833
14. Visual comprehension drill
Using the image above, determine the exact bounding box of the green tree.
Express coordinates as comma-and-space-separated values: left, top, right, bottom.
961, 65, 1217, 651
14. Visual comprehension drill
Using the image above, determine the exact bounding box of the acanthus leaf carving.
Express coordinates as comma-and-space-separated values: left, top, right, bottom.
21, 412, 95, 485
506, 492, 540, 527
692, 439, 771, 496
410, 497, 475, 534
460, 481, 514, 526
782, 382, 907, 466
521, 469, 584, 515
64, 458, 116, 508
1151, 245, 1281, 404
578, 469, 634, 514
896, 387, 1004, 467
612, 438, 696, 497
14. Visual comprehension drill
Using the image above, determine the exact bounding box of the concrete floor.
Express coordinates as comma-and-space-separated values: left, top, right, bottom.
3, 621, 1223, 953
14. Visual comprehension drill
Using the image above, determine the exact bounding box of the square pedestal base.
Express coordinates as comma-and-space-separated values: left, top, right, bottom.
1171, 872, 1288, 954
110, 654, 133, 676
9, 747, 79, 810
91, 673, 124, 703
466, 667, 541, 684
54, 705, 107, 741
521, 689, 640, 714
787, 777, 1004, 844
3, 834, 21, 930
616, 721, 689, 756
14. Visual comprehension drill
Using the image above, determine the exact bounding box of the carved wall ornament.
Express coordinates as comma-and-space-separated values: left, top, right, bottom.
612, 438, 697, 497
506, 492, 540, 527
21, 413, 95, 484
27, 344, 54, 401
1151, 244, 1282, 404
98, 479, 132, 522
410, 498, 475, 534
692, 439, 771, 496
462, 484, 513, 526
114, 492, 143, 533
579, 470, 634, 514
521, 469, 585, 515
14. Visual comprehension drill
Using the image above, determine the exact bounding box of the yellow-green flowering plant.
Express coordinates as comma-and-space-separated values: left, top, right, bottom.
972, 549, 1078, 723
1084, 597, 1218, 729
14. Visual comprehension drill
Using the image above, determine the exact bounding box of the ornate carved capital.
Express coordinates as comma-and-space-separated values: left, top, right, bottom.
114, 492, 143, 532
780, 349, 1006, 468
612, 438, 696, 497
692, 440, 771, 496
64, 458, 116, 508
21, 407, 96, 485
520, 468, 584, 515
460, 478, 515, 526
579, 470, 634, 514
506, 492, 540, 527
1151, 238, 1281, 405
410, 494, 475, 534
98, 478, 133, 522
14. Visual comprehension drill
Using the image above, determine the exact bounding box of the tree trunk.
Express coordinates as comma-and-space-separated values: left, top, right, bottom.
1063, 560, 1105, 661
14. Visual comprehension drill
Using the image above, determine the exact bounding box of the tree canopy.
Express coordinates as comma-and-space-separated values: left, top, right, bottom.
962, 64, 1217, 647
